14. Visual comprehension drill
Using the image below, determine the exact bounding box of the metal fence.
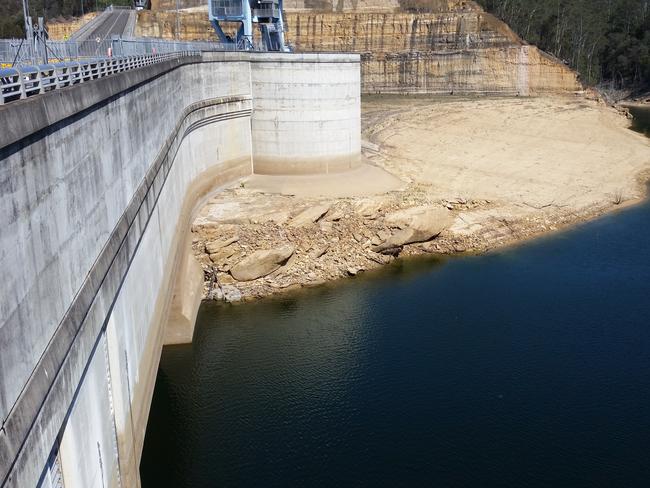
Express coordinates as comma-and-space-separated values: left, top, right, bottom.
0, 37, 233, 65
0, 51, 197, 105
114, 38, 235, 56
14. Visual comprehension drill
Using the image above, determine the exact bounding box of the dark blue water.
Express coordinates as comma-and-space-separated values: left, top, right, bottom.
141, 194, 650, 487
627, 105, 650, 137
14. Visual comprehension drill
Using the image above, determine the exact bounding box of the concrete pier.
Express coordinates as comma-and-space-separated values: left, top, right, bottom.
0, 51, 360, 488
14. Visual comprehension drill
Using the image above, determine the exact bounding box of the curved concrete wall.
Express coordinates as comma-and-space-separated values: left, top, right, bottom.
0, 51, 360, 488
251, 53, 361, 174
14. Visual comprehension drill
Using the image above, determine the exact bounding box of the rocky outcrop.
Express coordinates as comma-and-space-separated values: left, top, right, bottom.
135, 10, 215, 39
372, 205, 453, 251
230, 245, 295, 281
151, 0, 204, 9
46, 12, 98, 39
285, 9, 581, 94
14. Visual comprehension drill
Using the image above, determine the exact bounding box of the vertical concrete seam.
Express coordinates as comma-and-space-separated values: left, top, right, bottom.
248, 60, 255, 174
102, 332, 123, 488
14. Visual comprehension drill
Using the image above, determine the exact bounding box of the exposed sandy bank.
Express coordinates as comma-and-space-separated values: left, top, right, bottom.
191, 96, 650, 302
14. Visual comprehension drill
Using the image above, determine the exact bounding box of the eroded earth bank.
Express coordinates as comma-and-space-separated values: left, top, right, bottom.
192, 96, 650, 302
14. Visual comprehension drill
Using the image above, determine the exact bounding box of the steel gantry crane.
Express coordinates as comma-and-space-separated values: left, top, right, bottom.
208, 0, 288, 51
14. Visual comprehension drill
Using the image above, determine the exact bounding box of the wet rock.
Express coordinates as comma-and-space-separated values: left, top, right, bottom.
453, 243, 467, 253
205, 235, 239, 255
347, 266, 360, 276
288, 204, 331, 227
378, 247, 401, 257
230, 245, 295, 281
222, 285, 242, 302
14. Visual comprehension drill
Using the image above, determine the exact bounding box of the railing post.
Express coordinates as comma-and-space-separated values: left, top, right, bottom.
19, 71, 27, 99
36, 70, 44, 94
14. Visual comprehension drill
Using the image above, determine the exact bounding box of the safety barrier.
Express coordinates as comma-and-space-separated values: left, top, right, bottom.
0, 37, 233, 65
0, 51, 197, 105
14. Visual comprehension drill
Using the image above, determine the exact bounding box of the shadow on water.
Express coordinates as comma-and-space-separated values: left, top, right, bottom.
626, 104, 650, 137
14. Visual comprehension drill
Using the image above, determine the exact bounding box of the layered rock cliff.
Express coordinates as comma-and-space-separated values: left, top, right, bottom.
286, 8, 581, 94
46, 12, 99, 40
55, 0, 582, 95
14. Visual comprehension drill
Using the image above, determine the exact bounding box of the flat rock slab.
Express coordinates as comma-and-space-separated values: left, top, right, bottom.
355, 199, 383, 218
288, 204, 331, 227
209, 245, 238, 267
230, 245, 295, 281
384, 205, 452, 232
205, 235, 239, 255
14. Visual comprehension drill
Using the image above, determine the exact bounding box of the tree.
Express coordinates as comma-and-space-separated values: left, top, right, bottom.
476, 0, 650, 90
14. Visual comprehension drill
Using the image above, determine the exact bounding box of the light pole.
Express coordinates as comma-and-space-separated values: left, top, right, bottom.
21, 0, 30, 39
175, 0, 180, 40
21, 0, 35, 63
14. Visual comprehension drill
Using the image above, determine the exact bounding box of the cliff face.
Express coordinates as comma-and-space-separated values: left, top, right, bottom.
97, 1, 582, 95
46, 12, 98, 39
284, 10, 581, 94
136, 11, 214, 39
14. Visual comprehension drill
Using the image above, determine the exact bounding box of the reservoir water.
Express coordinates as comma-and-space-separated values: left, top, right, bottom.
142, 197, 650, 487
141, 111, 650, 487
628, 104, 650, 137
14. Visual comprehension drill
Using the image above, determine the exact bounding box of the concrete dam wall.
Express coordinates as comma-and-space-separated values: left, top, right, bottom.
0, 51, 360, 488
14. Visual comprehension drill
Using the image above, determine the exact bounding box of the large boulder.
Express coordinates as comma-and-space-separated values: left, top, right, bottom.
230, 245, 295, 281
372, 206, 453, 252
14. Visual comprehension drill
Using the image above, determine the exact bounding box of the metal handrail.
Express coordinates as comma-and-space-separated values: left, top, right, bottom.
1, 37, 234, 65
0, 51, 197, 105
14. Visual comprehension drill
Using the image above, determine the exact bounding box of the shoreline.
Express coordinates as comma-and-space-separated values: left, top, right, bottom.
191, 96, 650, 304
199, 179, 650, 306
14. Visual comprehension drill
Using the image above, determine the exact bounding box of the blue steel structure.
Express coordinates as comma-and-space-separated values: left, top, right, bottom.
208, 0, 287, 51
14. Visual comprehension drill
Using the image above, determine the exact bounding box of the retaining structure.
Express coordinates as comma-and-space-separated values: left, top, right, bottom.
0, 50, 360, 488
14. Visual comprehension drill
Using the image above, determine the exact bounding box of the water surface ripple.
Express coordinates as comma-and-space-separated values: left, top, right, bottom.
142, 197, 650, 487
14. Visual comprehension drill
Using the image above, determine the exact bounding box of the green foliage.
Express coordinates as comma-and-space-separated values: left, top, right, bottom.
476, 0, 650, 89
0, 0, 134, 39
